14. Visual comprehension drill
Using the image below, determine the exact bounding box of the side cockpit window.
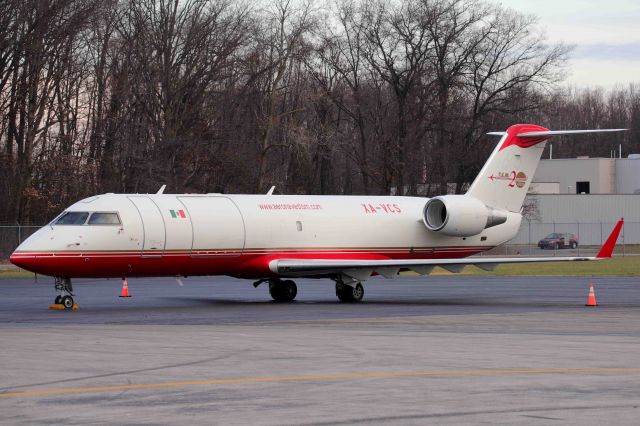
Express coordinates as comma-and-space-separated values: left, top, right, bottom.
54, 212, 89, 225
88, 212, 121, 225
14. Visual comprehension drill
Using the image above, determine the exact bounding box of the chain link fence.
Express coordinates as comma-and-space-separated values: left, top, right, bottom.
1, 225, 42, 260
484, 221, 637, 257
1, 222, 637, 261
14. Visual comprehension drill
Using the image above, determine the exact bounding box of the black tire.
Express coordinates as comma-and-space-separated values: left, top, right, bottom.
268, 282, 281, 301
351, 283, 364, 302
336, 283, 364, 303
269, 280, 297, 302
282, 280, 297, 301
54, 296, 62, 304
554, 243, 560, 250
571, 242, 577, 249
60, 295, 74, 309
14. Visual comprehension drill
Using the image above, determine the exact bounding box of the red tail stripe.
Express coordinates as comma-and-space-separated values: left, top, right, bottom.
596, 218, 624, 258
498, 124, 550, 151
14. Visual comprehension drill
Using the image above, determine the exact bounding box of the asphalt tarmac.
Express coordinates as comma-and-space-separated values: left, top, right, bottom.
1, 275, 640, 424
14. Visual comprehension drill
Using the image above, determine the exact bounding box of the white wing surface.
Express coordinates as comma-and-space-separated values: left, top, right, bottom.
269, 220, 624, 279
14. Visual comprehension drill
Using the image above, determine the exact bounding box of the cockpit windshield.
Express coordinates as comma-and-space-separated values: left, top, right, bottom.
54, 211, 121, 225
54, 212, 89, 225
88, 212, 121, 225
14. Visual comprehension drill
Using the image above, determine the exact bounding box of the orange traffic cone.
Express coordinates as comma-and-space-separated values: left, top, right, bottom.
119, 277, 131, 298
585, 284, 597, 307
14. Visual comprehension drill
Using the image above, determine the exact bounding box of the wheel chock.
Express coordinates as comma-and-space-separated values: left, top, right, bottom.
48, 303, 79, 310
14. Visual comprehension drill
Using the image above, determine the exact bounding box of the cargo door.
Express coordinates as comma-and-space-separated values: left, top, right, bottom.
128, 196, 166, 257
178, 196, 245, 256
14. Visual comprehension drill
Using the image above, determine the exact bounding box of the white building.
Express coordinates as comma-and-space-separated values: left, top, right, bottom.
515, 154, 640, 244
530, 155, 640, 195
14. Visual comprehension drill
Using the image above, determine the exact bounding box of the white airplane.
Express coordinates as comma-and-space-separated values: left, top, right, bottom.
10, 124, 625, 308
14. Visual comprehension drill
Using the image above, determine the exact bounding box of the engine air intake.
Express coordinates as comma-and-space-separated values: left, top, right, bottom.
423, 195, 507, 237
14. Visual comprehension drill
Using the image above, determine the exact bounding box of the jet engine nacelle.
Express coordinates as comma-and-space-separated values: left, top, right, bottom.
422, 195, 508, 237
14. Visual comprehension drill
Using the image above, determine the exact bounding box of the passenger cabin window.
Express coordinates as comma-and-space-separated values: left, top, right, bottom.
54, 212, 89, 225
88, 212, 121, 225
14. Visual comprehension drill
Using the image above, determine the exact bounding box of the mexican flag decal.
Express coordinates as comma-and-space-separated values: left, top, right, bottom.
170, 209, 186, 218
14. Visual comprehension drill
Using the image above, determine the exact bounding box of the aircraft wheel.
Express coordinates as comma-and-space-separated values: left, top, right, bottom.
336, 282, 364, 303
269, 280, 297, 302
282, 280, 297, 301
60, 295, 74, 309
54, 296, 62, 304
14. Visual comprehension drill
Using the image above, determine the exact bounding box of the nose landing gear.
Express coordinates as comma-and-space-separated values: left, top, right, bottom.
50, 277, 78, 310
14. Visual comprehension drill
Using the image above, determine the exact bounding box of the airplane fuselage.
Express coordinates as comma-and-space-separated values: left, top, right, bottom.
10, 193, 521, 279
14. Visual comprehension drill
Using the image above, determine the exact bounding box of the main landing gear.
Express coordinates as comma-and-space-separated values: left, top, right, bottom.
53, 277, 76, 310
262, 279, 297, 302
334, 276, 364, 303
254, 276, 365, 303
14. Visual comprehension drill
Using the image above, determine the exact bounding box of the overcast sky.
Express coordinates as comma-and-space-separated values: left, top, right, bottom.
499, 0, 640, 88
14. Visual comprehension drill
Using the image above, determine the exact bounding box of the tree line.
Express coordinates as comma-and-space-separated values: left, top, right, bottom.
0, 0, 637, 224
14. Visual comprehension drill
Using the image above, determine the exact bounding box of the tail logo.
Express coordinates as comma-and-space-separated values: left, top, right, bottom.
488, 171, 527, 188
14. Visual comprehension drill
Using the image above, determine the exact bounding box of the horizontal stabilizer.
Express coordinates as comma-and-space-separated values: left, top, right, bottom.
487, 129, 626, 137
517, 129, 627, 137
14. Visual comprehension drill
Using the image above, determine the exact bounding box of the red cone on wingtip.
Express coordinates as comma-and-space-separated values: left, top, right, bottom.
119, 277, 131, 298
585, 284, 597, 307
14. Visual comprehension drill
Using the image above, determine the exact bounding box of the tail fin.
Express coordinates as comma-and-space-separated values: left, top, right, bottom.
466, 124, 626, 212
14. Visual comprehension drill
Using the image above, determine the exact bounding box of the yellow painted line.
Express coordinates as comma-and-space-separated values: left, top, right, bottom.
2, 368, 639, 398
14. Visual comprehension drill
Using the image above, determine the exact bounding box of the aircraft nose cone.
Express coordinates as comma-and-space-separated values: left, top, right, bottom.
9, 251, 37, 272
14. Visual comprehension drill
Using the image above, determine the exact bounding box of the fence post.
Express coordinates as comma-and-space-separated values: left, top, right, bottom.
623, 221, 625, 257
577, 222, 580, 256
18, 223, 21, 245
553, 222, 556, 256
600, 222, 603, 245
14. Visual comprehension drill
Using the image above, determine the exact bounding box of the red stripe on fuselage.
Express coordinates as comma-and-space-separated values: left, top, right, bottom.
10, 247, 491, 279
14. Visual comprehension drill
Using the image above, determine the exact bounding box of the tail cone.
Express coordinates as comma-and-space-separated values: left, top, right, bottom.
119, 277, 131, 298
585, 284, 597, 307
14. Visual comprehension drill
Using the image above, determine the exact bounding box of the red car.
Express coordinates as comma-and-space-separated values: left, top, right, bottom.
538, 233, 579, 249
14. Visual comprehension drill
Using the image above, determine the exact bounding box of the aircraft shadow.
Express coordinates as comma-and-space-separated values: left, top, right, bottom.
166, 296, 615, 308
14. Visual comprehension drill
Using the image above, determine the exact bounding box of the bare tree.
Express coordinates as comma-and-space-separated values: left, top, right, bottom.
0, 0, 635, 227
254, 0, 316, 192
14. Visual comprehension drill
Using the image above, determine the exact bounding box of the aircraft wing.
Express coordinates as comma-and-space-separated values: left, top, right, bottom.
269, 220, 624, 280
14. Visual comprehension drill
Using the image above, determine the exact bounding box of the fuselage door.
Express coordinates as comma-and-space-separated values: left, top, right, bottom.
177, 196, 245, 256
127, 196, 166, 257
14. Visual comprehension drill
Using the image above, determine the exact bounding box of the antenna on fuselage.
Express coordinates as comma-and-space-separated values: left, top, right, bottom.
266, 186, 276, 195
156, 185, 166, 194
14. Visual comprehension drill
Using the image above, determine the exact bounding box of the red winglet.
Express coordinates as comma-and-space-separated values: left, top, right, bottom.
596, 219, 624, 258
